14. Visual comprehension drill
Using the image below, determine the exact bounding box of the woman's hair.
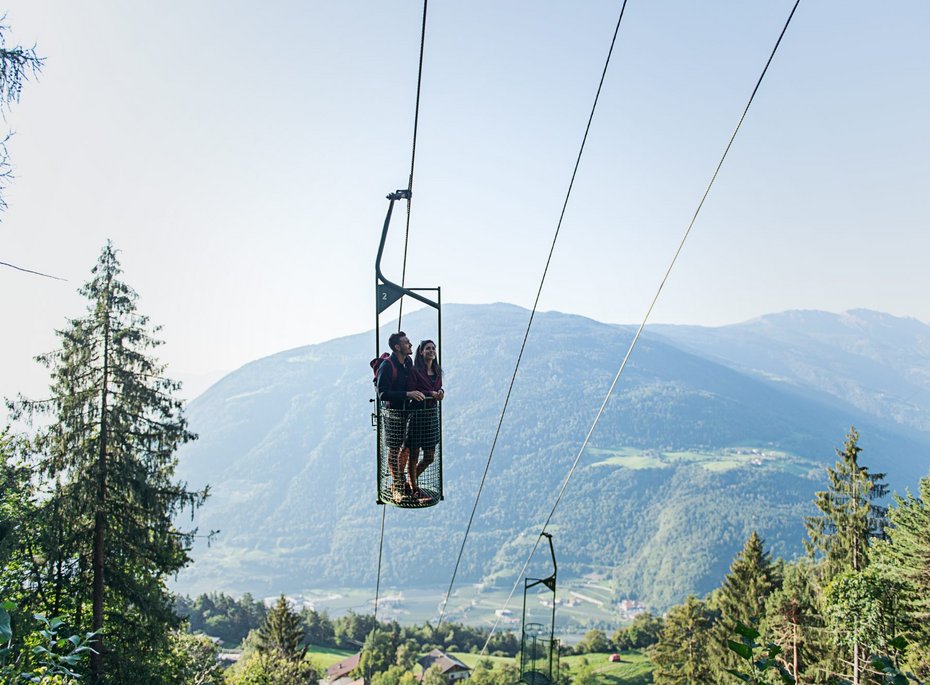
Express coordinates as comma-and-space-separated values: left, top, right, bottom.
414, 340, 442, 378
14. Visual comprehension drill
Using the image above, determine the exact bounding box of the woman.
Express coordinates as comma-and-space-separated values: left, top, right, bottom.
407, 339, 444, 499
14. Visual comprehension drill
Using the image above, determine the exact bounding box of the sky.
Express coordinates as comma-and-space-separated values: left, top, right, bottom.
1, 1, 928, 407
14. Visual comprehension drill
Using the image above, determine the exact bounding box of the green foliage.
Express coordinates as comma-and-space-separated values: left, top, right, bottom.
333, 611, 378, 649
805, 427, 888, 579
467, 658, 497, 685
652, 595, 714, 685
569, 657, 599, 685
0, 430, 35, 600
709, 531, 779, 678
870, 639, 925, 685
458, 657, 522, 685
421, 664, 446, 685
394, 639, 419, 671
356, 627, 397, 679
0, 19, 42, 212
163, 630, 223, 685
824, 567, 904, 659
255, 596, 305, 661
724, 621, 794, 684
874, 473, 930, 679
574, 629, 610, 654
611, 612, 663, 651
761, 560, 831, 683
371, 664, 418, 685
0, 602, 95, 684
177, 593, 268, 647
222, 652, 318, 685
9, 243, 208, 682
301, 608, 335, 647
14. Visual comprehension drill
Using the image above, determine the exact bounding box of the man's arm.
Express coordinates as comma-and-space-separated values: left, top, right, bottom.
377, 360, 405, 404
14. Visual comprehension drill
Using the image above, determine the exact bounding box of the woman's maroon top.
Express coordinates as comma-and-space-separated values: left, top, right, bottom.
411, 365, 442, 406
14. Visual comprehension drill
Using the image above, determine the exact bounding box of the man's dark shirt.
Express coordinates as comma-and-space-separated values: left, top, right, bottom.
377, 352, 413, 408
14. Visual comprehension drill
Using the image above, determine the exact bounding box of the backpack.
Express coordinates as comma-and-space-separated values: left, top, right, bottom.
370, 353, 396, 388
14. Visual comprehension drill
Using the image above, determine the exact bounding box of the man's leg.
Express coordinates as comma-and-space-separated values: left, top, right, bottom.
388, 447, 401, 484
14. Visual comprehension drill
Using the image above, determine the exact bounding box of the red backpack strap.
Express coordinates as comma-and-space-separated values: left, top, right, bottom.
373, 353, 396, 382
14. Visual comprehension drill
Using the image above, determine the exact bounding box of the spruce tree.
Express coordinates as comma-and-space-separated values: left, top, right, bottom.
652, 595, 714, 685
0, 21, 42, 214
708, 531, 779, 679
876, 473, 930, 679
762, 561, 831, 685
824, 566, 904, 685
805, 427, 888, 578
13, 242, 207, 683
356, 626, 399, 679
804, 428, 889, 685
256, 595, 306, 660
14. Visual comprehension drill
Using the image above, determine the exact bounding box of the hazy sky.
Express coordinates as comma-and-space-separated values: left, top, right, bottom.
2, 1, 928, 405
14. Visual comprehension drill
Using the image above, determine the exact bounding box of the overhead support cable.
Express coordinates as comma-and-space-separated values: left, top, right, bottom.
436, 0, 633, 628
0, 260, 66, 281
479, 0, 804, 653
373, 506, 387, 620
374, 0, 430, 623
397, 0, 429, 328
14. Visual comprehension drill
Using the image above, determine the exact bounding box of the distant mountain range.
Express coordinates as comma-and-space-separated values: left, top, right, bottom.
174, 304, 930, 612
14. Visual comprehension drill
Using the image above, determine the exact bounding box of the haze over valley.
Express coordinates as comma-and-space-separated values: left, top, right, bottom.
174, 303, 930, 625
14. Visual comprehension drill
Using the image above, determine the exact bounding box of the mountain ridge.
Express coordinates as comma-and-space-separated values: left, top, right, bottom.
174, 303, 930, 612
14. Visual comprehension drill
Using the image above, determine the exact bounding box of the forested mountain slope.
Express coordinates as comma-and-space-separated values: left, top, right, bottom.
175, 304, 930, 610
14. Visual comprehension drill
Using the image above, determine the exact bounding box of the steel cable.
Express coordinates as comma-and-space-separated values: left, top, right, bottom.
436, 0, 633, 628
479, 0, 804, 653
375, 0, 430, 624
397, 0, 429, 328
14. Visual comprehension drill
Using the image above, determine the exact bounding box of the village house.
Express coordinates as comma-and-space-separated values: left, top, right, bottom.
417, 649, 471, 682
322, 652, 365, 685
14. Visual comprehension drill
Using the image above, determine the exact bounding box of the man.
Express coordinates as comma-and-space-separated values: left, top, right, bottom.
376, 331, 425, 502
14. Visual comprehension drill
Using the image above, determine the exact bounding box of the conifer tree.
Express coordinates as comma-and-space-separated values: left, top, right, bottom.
876, 473, 930, 679
0, 20, 42, 215
824, 566, 904, 685
762, 561, 832, 684
356, 626, 398, 678
0, 429, 30, 579
256, 595, 306, 661
652, 595, 714, 685
708, 531, 779, 679
805, 427, 888, 579
12, 242, 208, 683
804, 428, 890, 685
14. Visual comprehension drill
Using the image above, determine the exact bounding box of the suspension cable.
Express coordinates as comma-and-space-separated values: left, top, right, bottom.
374, 0, 430, 624
479, 0, 804, 652
373, 506, 387, 620
0, 260, 66, 280
436, 0, 633, 628
397, 0, 429, 327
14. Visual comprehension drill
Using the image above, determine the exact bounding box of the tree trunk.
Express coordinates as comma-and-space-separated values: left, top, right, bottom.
90, 290, 111, 683
853, 641, 860, 685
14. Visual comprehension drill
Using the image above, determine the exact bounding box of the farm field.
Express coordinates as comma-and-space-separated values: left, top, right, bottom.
451, 650, 653, 685
305, 645, 357, 670
588, 445, 814, 475
287, 580, 627, 633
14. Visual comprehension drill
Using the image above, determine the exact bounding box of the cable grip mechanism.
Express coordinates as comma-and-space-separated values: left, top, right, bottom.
386, 188, 411, 201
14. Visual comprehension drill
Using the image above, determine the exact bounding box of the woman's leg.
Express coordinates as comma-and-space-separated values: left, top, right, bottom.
416, 448, 434, 478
